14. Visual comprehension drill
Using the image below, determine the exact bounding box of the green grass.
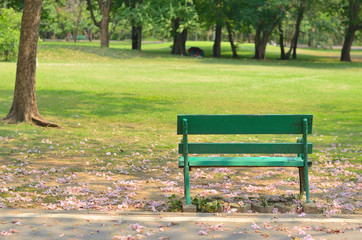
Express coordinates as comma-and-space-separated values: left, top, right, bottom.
0, 41, 361, 211
1, 41, 361, 160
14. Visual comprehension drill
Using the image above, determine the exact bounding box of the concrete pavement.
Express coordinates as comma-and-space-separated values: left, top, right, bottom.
0, 209, 361, 239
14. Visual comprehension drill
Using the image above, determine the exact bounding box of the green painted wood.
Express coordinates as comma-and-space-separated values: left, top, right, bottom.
182, 119, 191, 204
179, 143, 313, 154
177, 114, 313, 135
302, 118, 311, 203
179, 157, 309, 167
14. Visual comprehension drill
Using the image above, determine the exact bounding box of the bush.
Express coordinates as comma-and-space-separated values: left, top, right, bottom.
0, 8, 22, 61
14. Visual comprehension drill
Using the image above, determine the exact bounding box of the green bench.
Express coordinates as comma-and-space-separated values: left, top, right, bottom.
177, 114, 313, 205
77, 35, 87, 40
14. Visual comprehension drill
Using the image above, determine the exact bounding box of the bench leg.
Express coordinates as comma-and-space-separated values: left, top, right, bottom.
298, 167, 305, 195
184, 166, 191, 204
304, 165, 311, 203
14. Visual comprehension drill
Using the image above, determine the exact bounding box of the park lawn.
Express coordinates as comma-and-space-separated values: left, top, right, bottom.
0, 41, 361, 213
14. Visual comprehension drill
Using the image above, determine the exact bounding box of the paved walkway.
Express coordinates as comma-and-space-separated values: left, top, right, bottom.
0, 209, 361, 239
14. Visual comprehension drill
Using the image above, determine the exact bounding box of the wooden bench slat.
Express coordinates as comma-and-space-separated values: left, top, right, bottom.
179, 156, 307, 167
179, 143, 313, 154
177, 114, 313, 135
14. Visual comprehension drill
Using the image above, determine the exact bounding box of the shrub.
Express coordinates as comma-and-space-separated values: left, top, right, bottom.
0, 8, 22, 61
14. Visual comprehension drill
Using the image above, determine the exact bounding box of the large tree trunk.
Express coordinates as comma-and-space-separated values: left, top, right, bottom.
226, 20, 238, 58
132, 25, 142, 50
4, 0, 60, 128
171, 18, 188, 55
86, 0, 112, 48
213, 24, 222, 57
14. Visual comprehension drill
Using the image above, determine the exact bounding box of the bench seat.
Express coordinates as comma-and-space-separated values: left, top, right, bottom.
179, 156, 312, 167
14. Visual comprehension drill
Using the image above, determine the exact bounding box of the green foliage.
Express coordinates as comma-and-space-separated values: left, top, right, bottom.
1, 0, 24, 11
40, 0, 61, 37
260, 196, 272, 207
240, 0, 294, 31
0, 7, 21, 61
192, 195, 223, 212
150, 0, 198, 37
118, 0, 152, 27
167, 194, 182, 212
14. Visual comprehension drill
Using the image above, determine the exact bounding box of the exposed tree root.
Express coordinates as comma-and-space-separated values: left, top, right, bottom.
31, 117, 61, 128
3, 115, 61, 128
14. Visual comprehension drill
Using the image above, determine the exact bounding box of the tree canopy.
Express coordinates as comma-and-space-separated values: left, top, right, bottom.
1, 0, 361, 61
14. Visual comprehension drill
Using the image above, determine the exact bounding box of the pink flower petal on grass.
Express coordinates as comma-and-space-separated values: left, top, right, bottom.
251, 223, 260, 230
199, 230, 208, 235
129, 223, 145, 233
304, 235, 315, 240
298, 212, 307, 217
113, 235, 136, 240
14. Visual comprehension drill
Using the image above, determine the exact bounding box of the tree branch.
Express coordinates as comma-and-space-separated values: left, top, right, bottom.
86, 0, 101, 27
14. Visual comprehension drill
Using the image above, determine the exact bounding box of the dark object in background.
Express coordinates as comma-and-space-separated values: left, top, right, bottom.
188, 47, 205, 57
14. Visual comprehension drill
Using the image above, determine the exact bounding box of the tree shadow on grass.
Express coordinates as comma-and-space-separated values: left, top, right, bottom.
0, 90, 175, 120
38, 43, 362, 69
38, 43, 171, 61
197, 54, 362, 70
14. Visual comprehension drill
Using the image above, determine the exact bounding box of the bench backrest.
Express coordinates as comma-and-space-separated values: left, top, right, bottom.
177, 114, 313, 155
177, 114, 313, 135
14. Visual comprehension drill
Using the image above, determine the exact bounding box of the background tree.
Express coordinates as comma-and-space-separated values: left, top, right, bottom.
152, 0, 198, 55
304, 5, 343, 48
340, 0, 362, 61
1, 0, 24, 10
4, 0, 60, 127
194, 0, 224, 57
0, 8, 22, 60
86, 0, 113, 47
211, 0, 224, 58
120, 0, 151, 50
279, 0, 311, 60
241, 0, 292, 60
223, 0, 243, 58
67, 0, 87, 42
39, 0, 63, 39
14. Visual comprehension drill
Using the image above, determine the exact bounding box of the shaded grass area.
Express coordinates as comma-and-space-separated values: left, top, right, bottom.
0, 41, 361, 213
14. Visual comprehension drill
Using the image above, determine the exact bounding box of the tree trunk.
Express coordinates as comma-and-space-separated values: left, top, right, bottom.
100, 14, 110, 47
171, 18, 188, 55
213, 24, 222, 57
340, 0, 361, 62
132, 25, 142, 50
226, 20, 238, 58
4, 0, 60, 128
279, 22, 286, 60
87, 27, 93, 41
286, 1, 305, 60
86, 0, 112, 48
254, 26, 271, 60
340, 26, 356, 62
254, 26, 269, 60
207, 27, 212, 41
254, 17, 281, 60
73, 0, 85, 43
